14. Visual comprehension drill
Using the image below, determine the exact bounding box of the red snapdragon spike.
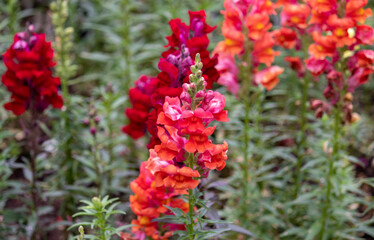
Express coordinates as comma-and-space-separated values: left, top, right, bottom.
2, 28, 63, 115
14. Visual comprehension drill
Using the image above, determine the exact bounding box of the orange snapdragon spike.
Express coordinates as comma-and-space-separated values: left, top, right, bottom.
308, 32, 337, 60
327, 15, 356, 47
245, 13, 272, 40
154, 165, 200, 190
346, 0, 372, 24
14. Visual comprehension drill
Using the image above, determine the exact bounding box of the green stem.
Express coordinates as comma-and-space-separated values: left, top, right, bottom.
97, 208, 106, 240
239, 27, 253, 228
106, 95, 115, 186
188, 189, 194, 240
54, 0, 74, 186
93, 134, 102, 195
122, 0, 131, 93
186, 153, 195, 240
319, 107, 341, 239
294, 74, 310, 198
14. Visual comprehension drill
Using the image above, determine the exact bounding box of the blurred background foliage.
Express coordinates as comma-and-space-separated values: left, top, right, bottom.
1, 0, 374, 239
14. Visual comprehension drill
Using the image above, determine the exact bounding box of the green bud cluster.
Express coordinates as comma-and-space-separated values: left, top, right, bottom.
50, 0, 77, 85
78, 226, 85, 240
187, 54, 206, 110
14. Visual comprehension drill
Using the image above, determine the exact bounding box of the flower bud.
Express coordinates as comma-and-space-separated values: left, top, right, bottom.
83, 118, 89, 125
344, 92, 353, 102
90, 127, 97, 135
94, 116, 100, 123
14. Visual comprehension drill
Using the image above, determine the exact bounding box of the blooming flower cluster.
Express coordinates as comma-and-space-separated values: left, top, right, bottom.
123, 10, 220, 148
120, 162, 188, 240
123, 55, 229, 239
2, 26, 63, 115
276, 0, 373, 122
214, 0, 284, 92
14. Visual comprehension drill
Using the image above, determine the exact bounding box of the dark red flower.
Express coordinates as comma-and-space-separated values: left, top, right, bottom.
122, 75, 158, 139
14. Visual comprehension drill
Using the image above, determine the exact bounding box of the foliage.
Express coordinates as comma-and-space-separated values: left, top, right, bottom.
69, 196, 127, 240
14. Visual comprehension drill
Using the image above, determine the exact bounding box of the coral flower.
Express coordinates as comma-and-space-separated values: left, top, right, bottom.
215, 24, 244, 56
308, 32, 337, 60
327, 15, 356, 47
345, 0, 372, 24
252, 33, 280, 66
307, 0, 337, 25
251, 0, 276, 15
155, 126, 187, 161
281, 4, 311, 30
154, 165, 200, 190
275, 0, 298, 8
245, 13, 272, 40
183, 126, 216, 153
200, 141, 228, 171
274, 27, 298, 49
307, 0, 337, 12
254, 66, 284, 91
348, 50, 374, 70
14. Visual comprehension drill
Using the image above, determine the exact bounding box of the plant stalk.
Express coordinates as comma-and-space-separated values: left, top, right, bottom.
319, 107, 341, 239
294, 74, 310, 198
186, 153, 195, 240
239, 25, 253, 228
93, 133, 102, 195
